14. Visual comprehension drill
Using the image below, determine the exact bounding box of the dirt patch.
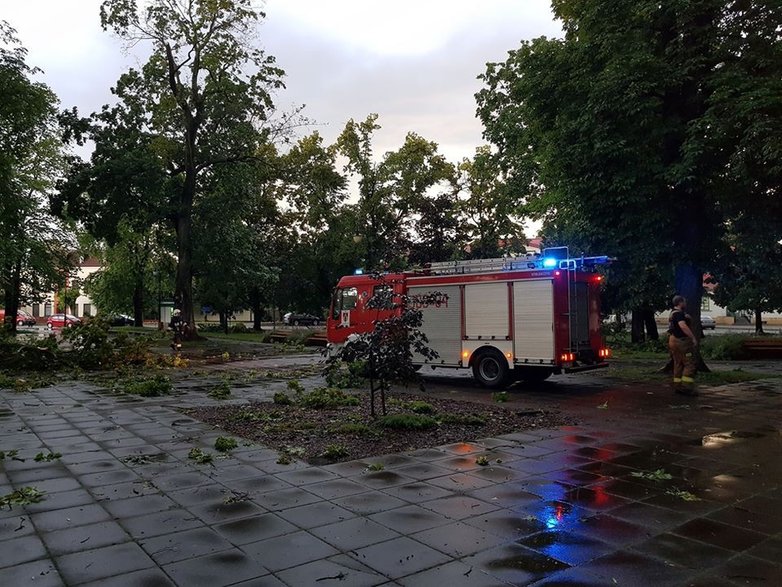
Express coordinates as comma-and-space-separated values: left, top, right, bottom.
182, 392, 575, 464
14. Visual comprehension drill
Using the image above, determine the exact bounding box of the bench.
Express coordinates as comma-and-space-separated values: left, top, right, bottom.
742, 338, 782, 359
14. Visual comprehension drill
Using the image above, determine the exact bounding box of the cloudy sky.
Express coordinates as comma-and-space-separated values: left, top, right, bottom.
4, 0, 561, 163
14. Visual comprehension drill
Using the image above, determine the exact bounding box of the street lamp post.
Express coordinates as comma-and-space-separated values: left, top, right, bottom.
154, 270, 162, 329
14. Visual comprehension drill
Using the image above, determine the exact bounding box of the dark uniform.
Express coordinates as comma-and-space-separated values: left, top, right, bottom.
169, 312, 185, 351
668, 309, 696, 389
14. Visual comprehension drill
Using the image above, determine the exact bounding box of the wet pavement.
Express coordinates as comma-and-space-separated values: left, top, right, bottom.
0, 359, 780, 586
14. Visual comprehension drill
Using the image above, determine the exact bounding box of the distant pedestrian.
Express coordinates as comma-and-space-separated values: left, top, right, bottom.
667, 295, 698, 394
169, 309, 185, 352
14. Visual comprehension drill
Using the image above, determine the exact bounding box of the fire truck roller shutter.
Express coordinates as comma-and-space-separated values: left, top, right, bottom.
407, 285, 462, 366
513, 279, 555, 363
464, 282, 510, 340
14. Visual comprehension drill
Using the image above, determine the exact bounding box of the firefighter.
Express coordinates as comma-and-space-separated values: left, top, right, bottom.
169, 308, 186, 352
667, 295, 698, 394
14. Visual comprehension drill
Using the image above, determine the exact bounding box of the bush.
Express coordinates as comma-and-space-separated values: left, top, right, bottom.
378, 413, 437, 430
299, 387, 360, 409
208, 381, 231, 400
230, 322, 248, 333
123, 374, 172, 397
214, 436, 238, 452
273, 392, 292, 405
324, 360, 367, 388
321, 444, 349, 460
406, 400, 435, 414
700, 335, 750, 360
60, 319, 115, 368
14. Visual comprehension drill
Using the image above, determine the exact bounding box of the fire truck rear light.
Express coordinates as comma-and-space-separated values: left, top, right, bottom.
560, 352, 575, 362
554, 270, 561, 277
462, 351, 470, 359
598, 348, 612, 358
505, 352, 512, 359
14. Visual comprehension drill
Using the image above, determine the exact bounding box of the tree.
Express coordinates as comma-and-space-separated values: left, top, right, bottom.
476, 0, 781, 344
0, 21, 72, 331
457, 146, 525, 259
325, 275, 438, 419
336, 115, 455, 269
98, 0, 286, 335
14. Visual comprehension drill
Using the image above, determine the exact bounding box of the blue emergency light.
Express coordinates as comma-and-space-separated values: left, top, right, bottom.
542, 258, 558, 268
354, 268, 364, 275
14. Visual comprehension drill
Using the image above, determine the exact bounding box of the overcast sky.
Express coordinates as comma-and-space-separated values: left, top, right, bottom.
4, 0, 561, 163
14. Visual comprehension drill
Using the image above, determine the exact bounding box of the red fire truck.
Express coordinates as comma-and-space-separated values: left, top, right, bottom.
327, 249, 612, 388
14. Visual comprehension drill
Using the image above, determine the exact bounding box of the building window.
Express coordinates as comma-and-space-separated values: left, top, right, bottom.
32, 303, 40, 318
83, 303, 92, 317
44, 302, 52, 316
701, 298, 711, 311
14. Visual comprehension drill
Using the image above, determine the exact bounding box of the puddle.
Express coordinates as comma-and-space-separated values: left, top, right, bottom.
485, 549, 570, 573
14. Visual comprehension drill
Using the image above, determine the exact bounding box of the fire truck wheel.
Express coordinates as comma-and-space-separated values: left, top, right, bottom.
472, 350, 510, 389
514, 367, 552, 382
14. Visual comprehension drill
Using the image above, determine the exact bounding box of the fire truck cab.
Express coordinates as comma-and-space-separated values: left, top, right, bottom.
327, 249, 612, 389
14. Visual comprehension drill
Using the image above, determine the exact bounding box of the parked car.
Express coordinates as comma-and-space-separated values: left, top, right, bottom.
701, 315, 716, 330
106, 314, 134, 326
0, 309, 36, 327
46, 313, 81, 329
15, 310, 36, 327
283, 312, 321, 326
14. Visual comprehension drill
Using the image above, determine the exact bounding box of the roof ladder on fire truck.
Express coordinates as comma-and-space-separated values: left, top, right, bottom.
426, 255, 541, 275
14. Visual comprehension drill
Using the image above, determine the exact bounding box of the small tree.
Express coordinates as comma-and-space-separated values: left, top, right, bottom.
326, 275, 438, 419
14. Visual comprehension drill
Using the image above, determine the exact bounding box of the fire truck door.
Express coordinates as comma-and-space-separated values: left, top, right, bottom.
464, 283, 510, 340
569, 281, 590, 351
407, 285, 461, 366
513, 279, 555, 362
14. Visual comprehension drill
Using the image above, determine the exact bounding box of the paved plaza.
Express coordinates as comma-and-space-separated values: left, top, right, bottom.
0, 360, 780, 586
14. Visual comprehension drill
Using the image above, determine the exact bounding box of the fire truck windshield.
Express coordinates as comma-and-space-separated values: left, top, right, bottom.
331, 287, 358, 319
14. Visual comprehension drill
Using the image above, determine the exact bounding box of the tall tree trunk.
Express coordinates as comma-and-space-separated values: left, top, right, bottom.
219, 311, 229, 334
643, 308, 659, 340
250, 287, 263, 331
2, 260, 22, 333
630, 309, 646, 343
132, 278, 144, 327
754, 307, 764, 335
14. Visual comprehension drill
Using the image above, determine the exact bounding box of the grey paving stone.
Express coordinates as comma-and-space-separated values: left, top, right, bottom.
350, 536, 451, 579
140, 526, 234, 565
78, 567, 175, 587
381, 482, 452, 504
91, 480, 161, 501
252, 486, 321, 510
213, 513, 299, 545
0, 534, 48, 569
222, 474, 293, 495
355, 470, 416, 489
370, 504, 452, 534
188, 498, 266, 524
460, 543, 570, 586
311, 516, 401, 551
6, 463, 70, 484
14, 475, 83, 496
77, 468, 141, 488
277, 554, 387, 587
56, 542, 155, 585
419, 495, 500, 521
302, 478, 369, 500
163, 548, 270, 586
41, 520, 130, 556
242, 530, 339, 572
0, 513, 34, 540
120, 508, 204, 539
151, 471, 213, 492
275, 467, 339, 486
0, 558, 63, 587
19, 488, 95, 514
102, 494, 177, 518
427, 473, 496, 492
167, 483, 232, 507
276, 501, 355, 529
31, 503, 111, 532
398, 560, 511, 586
333, 491, 407, 516
411, 521, 507, 557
